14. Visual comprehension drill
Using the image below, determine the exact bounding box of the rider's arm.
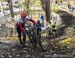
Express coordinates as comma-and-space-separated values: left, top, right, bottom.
18, 23, 26, 32
29, 18, 36, 24
26, 16, 36, 24
17, 18, 26, 32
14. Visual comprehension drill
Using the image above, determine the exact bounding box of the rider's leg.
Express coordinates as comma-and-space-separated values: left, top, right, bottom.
32, 35, 37, 48
23, 33, 26, 47
18, 34, 22, 45
16, 28, 22, 45
38, 38, 43, 49
37, 30, 46, 51
53, 29, 57, 38
37, 37, 47, 52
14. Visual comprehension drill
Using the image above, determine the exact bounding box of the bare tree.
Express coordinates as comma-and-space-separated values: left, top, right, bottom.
1, 2, 5, 16
7, 0, 14, 18
7, 0, 14, 36
0, 0, 6, 16
40, 0, 51, 22
25, 0, 30, 15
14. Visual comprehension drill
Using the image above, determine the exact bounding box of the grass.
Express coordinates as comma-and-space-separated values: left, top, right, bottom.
0, 36, 29, 42
59, 37, 75, 48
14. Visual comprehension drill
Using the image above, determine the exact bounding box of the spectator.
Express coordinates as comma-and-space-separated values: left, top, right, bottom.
40, 14, 44, 27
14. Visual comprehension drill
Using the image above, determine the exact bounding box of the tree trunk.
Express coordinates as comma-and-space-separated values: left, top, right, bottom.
45, 0, 50, 22
7, 0, 14, 36
7, 0, 14, 18
1, 2, 5, 16
40, 0, 51, 22
25, 0, 30, 15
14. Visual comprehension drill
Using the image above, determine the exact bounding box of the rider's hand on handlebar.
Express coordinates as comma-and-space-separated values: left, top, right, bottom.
23, 30, 29, 35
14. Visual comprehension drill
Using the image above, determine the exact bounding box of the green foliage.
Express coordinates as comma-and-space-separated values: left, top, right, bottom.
35, 0, 41, 7
0, 0, 5, 2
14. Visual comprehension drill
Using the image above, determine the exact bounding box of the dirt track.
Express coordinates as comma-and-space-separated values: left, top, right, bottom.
0, 10, 75, 58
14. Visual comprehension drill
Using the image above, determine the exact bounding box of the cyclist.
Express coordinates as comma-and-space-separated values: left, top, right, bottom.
16, 10, 36, 47
35, 20, 47, 52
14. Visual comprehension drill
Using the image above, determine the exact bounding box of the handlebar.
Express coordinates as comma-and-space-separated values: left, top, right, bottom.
25, 25, 37, 31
